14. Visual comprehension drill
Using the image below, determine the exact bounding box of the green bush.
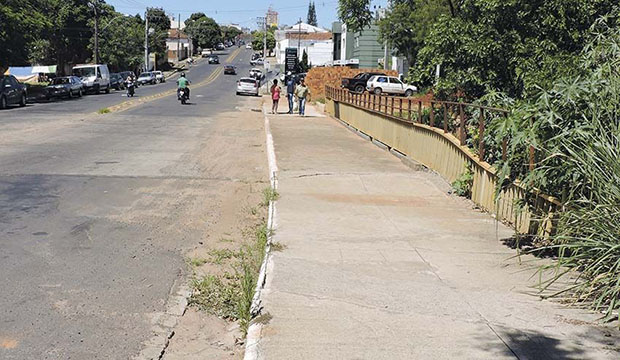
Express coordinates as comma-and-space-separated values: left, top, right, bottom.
451, 165, 474, 198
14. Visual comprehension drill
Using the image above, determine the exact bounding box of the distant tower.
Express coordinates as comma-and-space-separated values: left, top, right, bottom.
266, 6, 279, 27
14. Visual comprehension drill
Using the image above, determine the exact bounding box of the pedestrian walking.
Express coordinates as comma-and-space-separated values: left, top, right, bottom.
295, 78, 310, 116
270, 79, 281, 114
286, 73, 296, 114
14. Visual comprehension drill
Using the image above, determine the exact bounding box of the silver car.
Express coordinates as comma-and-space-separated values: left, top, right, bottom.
236, 77, 260, 96
153, 71, 165, 83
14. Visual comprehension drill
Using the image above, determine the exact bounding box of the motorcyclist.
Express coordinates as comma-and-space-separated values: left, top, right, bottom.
177, 72, 190, 100
125, 74, 136, 96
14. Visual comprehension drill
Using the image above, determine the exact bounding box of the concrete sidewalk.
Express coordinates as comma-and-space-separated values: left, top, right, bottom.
254, 104, 620, 359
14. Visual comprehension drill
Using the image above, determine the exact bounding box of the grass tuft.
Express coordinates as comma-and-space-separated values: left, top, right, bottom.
261, 187, 279, 207
97, 107, 110, 114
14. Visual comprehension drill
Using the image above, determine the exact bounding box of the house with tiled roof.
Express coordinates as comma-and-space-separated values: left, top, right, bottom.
274, 22, 333, 68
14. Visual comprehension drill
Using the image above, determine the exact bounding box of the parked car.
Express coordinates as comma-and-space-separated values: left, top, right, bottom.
207, 55, 220, 64
246, 44, 252, 49
72, 64, 111, 94
216, 43, 225, 50
137, 72, 156, 85
153, 71, 165, 83
119, 71, 135, 81
110, 73, 125, 90
224, 65, 237, 75
0, 74, 27, 109
249, 68, 263, 80
366, 75, 417, 96
250, 57, 264, 66
45, 76, 84, 99
236, 77, 260, 96
341, 72, 386, 93
201, 49, 211, 57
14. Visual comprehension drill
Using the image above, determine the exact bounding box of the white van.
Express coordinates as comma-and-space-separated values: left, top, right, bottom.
72, 64, 111, 94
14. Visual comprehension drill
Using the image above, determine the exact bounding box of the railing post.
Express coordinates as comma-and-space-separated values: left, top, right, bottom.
429, 102, 435, 127
478, 107, 485, 161
390, 97, 394, 115
443, 103, 448, 133
417, 101, 422, 123
458, 104, 466, 145
399, 98, 403, 118
408, 99, 412, 121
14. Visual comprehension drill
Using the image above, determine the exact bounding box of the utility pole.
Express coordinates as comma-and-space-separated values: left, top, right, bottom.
89, 0, 100, 64
297, 17, 302, 60
144, 8, 149, 72
263, 15, 267, 71
177, 13, 181, 62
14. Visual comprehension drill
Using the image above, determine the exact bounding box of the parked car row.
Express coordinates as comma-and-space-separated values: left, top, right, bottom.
137, 71, 165, 85
1, 63, 170, 109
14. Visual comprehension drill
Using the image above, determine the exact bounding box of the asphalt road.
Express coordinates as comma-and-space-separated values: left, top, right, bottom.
0, 49, 251, 120
0, 48, 265, 359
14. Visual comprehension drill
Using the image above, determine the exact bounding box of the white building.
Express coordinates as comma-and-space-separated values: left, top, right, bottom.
166, 28, 190, 62
275, 22, 333, 67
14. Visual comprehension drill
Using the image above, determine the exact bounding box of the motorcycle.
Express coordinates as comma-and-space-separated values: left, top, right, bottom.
178, 87, 189, 104
126, 79, 135, 97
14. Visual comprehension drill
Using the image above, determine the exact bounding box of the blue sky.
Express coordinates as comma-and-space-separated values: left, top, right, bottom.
107, 0, 387, 30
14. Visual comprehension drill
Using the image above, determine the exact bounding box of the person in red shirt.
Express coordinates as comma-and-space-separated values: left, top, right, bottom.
270, 79, 281, 114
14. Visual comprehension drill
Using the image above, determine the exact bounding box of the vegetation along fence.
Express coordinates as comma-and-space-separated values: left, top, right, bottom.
325, 85, 561, 236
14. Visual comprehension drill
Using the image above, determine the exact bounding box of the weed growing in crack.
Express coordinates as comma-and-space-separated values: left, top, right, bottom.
261, 187, 279, 207
189, 218, 271, 336
271, 242, 287, 252
208, 248, 238, 264
187, 257, 208, 267
190, 274, 240, 319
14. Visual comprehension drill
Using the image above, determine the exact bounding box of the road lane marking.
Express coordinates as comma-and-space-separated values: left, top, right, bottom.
102, 66, 224, 114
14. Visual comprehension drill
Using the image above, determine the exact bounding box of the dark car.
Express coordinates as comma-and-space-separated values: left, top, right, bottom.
110, 73, 125, 90
208, 55, 220, 64
119, 71, 135, 81
224, 65, 237, 75
45, 76, 84, 99
341, 72, 386, 93
0, 74, 27, 109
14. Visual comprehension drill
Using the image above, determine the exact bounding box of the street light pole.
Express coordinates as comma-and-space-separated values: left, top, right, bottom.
144, 8, 149, 72
263, 15, 267, 72
89, 0, 101, 64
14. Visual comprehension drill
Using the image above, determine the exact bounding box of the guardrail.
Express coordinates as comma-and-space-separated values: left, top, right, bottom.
325, 86, 524, 167
325, 85, 560, 236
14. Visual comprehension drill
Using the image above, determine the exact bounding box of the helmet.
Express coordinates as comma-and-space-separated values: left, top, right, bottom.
181, 72, 185, 77
287, 71, 292, 76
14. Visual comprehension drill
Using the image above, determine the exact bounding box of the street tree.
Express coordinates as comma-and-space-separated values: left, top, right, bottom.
185, 13, 221, 50
378, 0, 449, 66
307, 1, 318, 26
221, 26, 243, 42
251, 31, 275, 54
0, 0, 49, 70
337, 0, 372, 32
91, 11, 144, 72
146, 7, 170, 66
299, 49, 309, 72
412, 0, 616, 100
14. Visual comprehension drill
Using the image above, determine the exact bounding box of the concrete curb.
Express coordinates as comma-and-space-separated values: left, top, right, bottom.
243, 106, 279, 360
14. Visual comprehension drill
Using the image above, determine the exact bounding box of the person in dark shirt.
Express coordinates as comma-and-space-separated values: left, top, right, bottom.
286, 72, 295, 114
